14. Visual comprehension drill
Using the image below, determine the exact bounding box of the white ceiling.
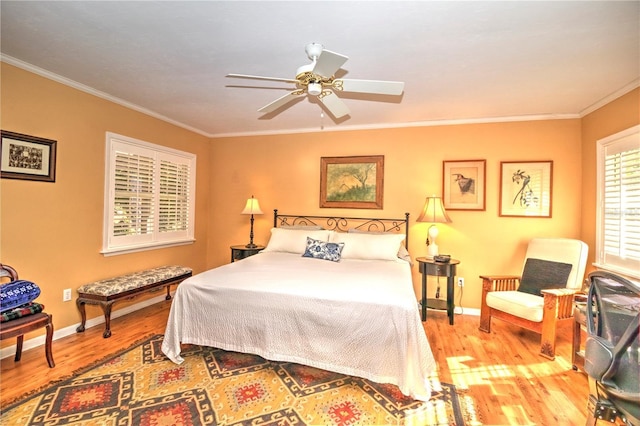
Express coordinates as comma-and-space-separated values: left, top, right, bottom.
1, 1, 638, 138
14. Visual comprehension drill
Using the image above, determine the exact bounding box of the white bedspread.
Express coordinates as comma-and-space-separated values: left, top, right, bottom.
161, 252, 436, 401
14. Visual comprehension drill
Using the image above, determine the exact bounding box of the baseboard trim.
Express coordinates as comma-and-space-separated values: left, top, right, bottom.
455, 307, 480, 316
0, 293, 170, 360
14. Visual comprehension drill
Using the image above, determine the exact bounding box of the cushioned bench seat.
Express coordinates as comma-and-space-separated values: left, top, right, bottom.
76, 265, 192, 338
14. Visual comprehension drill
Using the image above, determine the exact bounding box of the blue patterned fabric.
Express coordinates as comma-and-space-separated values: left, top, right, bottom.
0, 280, 41, 313
302, 237, 345, 262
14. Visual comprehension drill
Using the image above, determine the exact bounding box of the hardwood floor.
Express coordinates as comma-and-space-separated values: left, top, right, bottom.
1, 301, 592, 425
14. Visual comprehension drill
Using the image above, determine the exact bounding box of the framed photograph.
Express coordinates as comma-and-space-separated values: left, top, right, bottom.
1, 130, 57, 182
442, 159, 486, 210
500, 161, 553, 217
320, 155, 384, 209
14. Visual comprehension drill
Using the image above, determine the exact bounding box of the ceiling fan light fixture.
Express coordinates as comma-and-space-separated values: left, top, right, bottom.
308, 82, 322, 96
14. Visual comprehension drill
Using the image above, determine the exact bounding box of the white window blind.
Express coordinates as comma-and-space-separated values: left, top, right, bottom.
596, 125, 640, 278
159, 159, 190, 233
114, 151, 155, 237
103, 132, 196, 255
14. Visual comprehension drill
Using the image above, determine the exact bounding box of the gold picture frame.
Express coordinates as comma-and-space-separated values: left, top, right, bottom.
1, 130, 57, 182
442, 159, 486, 211
500, 160, 553, 217
320, 155, 384, 209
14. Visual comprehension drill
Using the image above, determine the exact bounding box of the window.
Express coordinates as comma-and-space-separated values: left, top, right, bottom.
102, 132, 196, 255
595, 124, 640, 278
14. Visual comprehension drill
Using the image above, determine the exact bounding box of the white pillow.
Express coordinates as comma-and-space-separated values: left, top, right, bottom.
331, 232, 406, 261
347, 228, 412, 264
263, 228, 333, 254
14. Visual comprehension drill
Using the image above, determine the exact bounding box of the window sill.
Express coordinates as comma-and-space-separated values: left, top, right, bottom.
592, 262, 640, 283
101, 239, 195, 257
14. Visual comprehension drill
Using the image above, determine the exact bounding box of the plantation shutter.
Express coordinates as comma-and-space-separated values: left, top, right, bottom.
598, 127, 640, 274
113, 151, 155, 236
159, 158, 191, 233
103, 133, 196, 255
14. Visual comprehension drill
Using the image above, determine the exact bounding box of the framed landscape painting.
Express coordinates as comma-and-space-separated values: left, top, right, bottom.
442, 159, 486, 210
500, 160, 553, 217
1, 130, 57, 182
320, 155, 384, 209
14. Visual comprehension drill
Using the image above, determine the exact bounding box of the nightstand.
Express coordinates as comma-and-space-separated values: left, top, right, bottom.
416, 257, 460, 325
230, 245, 265, 262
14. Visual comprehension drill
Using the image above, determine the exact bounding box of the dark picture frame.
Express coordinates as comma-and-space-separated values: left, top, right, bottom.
500, 160, 553, 217
442, 159, 486, 211
1, 130, 57, 182
320, 155, 384, 209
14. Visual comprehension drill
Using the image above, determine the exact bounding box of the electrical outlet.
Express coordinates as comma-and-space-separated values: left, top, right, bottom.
457, 277, 465, 287
63, 288, 72, 302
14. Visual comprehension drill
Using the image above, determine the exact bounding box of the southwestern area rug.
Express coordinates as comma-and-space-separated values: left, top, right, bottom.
1, 334, 481, 425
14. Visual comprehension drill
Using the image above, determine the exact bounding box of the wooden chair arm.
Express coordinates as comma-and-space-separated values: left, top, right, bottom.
541, 288, 580, 319
540, 288, 579, 297
480, 275, 520, 292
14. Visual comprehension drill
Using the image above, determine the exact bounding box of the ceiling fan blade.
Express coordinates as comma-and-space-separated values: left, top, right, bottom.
225, 85, 292, 90
313, 49, 349, 78
258, 91, 305, 114
320, 91, 350, 119
226, 73, 298, 84
337, 79, 405, 95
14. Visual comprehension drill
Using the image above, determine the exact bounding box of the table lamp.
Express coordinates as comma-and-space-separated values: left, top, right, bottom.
417, 195, 452, 257
241, 196, 263, 248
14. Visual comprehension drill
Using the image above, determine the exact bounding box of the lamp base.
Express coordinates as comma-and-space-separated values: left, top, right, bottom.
245, 243, 258, 248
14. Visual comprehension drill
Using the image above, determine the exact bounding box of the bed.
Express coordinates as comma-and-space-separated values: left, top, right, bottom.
161, 211, 436, 401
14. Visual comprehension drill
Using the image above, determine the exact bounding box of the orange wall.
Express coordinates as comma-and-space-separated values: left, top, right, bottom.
208, 120, 584, 306
580, 88, 640, 273
1, 64, 211, 346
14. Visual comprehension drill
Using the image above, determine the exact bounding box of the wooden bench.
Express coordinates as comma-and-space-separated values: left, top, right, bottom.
76, 265, 192, 338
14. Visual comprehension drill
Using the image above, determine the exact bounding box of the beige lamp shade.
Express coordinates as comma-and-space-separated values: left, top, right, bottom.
241, 197, 263, 215
416, 196, 451, 224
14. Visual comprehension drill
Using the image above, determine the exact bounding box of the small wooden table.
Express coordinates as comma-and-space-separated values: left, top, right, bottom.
572, 293, 588, 371
416, 257, 460, 325
230, 245, 265, 262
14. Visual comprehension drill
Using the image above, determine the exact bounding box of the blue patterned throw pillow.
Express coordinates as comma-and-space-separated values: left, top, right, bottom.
302, 237, 345, 262
0, 280, 41, 313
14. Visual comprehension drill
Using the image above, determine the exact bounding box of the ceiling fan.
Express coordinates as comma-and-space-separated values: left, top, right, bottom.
226, 43, 405, 119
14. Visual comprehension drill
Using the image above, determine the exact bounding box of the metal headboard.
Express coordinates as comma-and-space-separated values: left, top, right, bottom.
273, 209, 410, 248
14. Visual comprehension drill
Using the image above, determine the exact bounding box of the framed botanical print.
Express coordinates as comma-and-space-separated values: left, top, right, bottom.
500, 160, 553, 217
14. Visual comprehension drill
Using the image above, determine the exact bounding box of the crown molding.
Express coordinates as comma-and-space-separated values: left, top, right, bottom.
210, 113, 580, 138
1, 54, 210, 138
579, 78, 640, 117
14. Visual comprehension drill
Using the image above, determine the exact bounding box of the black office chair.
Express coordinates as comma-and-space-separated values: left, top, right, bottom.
584, 271, 639, 426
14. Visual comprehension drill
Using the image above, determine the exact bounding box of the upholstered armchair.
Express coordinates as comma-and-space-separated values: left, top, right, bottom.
479, 238, 588, 359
